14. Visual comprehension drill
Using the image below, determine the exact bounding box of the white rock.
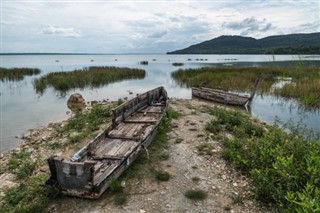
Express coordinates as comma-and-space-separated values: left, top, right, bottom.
140, 210, 146, 213
233, 182, 238, 187
147, 197, 152, 201
222, 175, 226, 180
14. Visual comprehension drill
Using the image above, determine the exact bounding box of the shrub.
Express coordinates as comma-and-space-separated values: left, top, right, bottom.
184, 189, 208, 200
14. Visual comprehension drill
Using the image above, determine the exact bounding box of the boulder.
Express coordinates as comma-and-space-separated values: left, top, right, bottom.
67, 93, 86, 112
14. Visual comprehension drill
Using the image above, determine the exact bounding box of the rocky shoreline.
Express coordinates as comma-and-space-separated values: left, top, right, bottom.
0, 98, 269, 212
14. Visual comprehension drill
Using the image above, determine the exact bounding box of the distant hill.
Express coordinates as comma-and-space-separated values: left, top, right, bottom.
167, 33, 320, 54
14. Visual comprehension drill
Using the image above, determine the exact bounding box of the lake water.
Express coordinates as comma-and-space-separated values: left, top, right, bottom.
1, 54, 320, 153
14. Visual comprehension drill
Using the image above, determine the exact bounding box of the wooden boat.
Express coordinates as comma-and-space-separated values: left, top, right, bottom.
192, 78, 261, 106
45, 87, 168, 199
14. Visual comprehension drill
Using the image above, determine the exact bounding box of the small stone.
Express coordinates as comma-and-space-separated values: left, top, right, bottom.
147, 198, 152, 201
230, 210, 235, 213
121, 181, 126, 188
0, 153, 4, 159
140, 210, 146, 213
233, 182, 238, 187
222, 175, 226, 180
166, 204, 171, 208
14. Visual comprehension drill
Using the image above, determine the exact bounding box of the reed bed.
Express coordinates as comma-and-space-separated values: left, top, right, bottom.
0, 67, 41, 81
172, 65, 320, 107
34, 66, 145, 95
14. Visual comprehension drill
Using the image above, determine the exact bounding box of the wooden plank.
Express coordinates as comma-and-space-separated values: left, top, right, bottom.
107, 135, 140, 141
124, 120, 157, 124
92, 155, 123, 160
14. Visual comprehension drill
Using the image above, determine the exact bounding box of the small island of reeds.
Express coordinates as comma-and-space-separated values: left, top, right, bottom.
171, 65, 320, 108
34, 66, 146, 95
0, 67, 41, 82
172, 62, 184, 66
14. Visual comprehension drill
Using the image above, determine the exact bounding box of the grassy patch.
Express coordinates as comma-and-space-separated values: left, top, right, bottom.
1, 175, 61, 213
113, 194, 126, 205
7, 150, 38, 180
0, 67, 41, 81
230, 194, 244, 205
155, 171, 171, 181
34, 66, 145, 95
59, 104, 115, 144
206, 107, 320, 212
197, 143, 215, 156
159, 153, 170, 161
184, 189, 208, 200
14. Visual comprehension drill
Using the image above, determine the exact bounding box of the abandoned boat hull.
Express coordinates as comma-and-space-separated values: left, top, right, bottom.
46, 87, 168, 199
192, 78, 261, 106
192, 87, 250, 106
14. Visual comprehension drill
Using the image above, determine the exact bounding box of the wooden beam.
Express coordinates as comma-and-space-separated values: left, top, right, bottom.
107, 135, 140, 141
92, 155, 123, 160
124, 120, 157, 124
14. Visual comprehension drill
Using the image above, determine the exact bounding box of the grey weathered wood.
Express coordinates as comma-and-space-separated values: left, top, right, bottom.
45, 86, 168, 199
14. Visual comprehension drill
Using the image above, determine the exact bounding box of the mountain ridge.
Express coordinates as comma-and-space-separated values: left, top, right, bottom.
167, 32, 320, 54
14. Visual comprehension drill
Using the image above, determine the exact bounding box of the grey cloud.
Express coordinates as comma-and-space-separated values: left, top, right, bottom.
148, 31, 167, 38
41, 26, 82, 38
223, 17, 272, 33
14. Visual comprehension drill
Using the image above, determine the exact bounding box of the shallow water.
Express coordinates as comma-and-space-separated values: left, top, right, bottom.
1, 54, 320, 153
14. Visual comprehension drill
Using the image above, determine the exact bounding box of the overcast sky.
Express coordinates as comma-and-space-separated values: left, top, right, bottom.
1, 0, 319, 53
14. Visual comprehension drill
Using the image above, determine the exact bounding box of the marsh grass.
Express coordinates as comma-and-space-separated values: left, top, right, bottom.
0, 67, 41, 81
34, 66, 145, 95
172, 65, 320, 107
172, 62, 184, 66
206, 107, 320, 212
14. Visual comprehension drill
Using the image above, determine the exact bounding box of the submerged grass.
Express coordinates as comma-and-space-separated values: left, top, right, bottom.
33, 66, 145, 95
171, 65, 320, 107
206, 107, 320, 212
0, 67, 41, 82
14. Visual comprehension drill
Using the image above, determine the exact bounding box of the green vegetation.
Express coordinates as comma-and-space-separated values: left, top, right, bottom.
59, 104, 114, 144
184, 189, 208, 200
113, 194, 127, 205
33, 66, 145, 95
197, 143, 215, 156
206, 107, 320, 212
0, 67, 41, 82
0, 104, 116, 212
172, 62, 184, 66
167, 33, 320, 54
172, 65, 320, 107
155, 170, 171, 181
7, 150, 38, 180
0, 176, 61, 213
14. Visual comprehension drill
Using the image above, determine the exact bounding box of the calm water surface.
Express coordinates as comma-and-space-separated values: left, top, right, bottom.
1, 54, 320, 153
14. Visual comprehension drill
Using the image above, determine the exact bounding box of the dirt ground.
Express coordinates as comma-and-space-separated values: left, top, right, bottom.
45, 99, 269, 213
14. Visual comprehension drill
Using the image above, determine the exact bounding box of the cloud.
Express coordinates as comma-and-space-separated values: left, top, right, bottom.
148, 31, 167, 38
223, 17, 273, 36
41, 26, 82, 38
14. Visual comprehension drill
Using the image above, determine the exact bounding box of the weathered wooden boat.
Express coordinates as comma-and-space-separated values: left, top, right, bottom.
192, 78, 261, 106
45, 87, 168, 199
